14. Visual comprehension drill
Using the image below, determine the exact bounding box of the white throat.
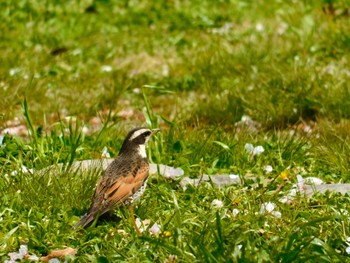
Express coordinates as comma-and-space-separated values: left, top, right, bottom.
138, 144, 147, 158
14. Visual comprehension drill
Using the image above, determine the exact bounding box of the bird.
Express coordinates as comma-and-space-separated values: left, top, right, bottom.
75, 127, 160, 233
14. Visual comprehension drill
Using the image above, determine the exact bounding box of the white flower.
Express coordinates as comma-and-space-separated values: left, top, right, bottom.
271, 211, 282, 218
253, 146, 265, 156
72, 49, 82, 56
82, 126, 90, 134
101, 65, 112, 72
9, 68, 20, 76
345, 237, 350, 254
135, 218, 161, 235
149, 223, 161, 235
232, 208, 240, 217
0, 135, 4, 146
264, 165, 273, 173
211, 199, 224, 209
241, 115, 253, 123
245, 143, 265, 157
256, 22, 264, 32
21, 165, 29, 174
346, 246, 350, 254
101, 146, 111, 158
135, 218, 145, 233
260, 202, 277, 215
162, 64, 169, 77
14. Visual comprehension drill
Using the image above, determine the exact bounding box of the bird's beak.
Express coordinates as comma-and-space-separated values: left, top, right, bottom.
151, 128, 161, 135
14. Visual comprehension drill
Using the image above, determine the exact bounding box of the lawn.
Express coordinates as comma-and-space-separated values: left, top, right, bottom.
1, 0, 350, 262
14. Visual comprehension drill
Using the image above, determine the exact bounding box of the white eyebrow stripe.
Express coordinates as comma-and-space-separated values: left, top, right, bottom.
129, 128, 150, 141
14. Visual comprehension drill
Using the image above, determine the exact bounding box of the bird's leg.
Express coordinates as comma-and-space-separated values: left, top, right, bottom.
129, 205, 142, 236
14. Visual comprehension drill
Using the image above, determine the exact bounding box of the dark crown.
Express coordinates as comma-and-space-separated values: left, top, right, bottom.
119, 127, 155, 154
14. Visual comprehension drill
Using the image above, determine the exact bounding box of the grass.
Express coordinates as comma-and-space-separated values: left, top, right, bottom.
1, 0, 350, 261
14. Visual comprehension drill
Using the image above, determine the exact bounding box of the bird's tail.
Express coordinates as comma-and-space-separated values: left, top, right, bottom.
74, 212, 97, 228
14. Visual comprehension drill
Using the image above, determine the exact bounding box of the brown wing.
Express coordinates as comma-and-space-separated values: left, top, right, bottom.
89, 156, 149, 216
104, 160, 149, 204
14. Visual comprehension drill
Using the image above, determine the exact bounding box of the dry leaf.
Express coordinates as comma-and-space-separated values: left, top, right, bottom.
40, 247, 77, 262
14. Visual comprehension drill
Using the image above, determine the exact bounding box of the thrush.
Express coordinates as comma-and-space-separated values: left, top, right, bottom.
75, 127, 160, 233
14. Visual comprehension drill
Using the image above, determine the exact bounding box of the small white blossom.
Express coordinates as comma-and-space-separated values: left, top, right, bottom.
245, 143, 265, 157
101, 146, 111, 158
135, 218, 145, 233
271, 211, 282, 218
232, 208, 240, 217
256, 22, 264, 32
149, 223, 161, 235
21, 165, 29, 174
241, 115, 252, 123
279, 196, 290, 204
72, 49, 82, 56
162, 64, 169, 77
101, 65, 112, 72
82, 126, 90, 134
264, 165, 273, 173
260, 202, 278, 215
9, 68, 21, 76
346, 247, 350, 254
345, 237, 350, 254
211, 199, 224, 209
253, 146, 265, 156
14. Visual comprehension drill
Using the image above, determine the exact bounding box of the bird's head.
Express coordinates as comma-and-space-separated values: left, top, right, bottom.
119, 127, 160, 158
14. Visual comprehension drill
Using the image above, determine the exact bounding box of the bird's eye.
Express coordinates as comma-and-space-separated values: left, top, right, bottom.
144, 131, 151, 137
